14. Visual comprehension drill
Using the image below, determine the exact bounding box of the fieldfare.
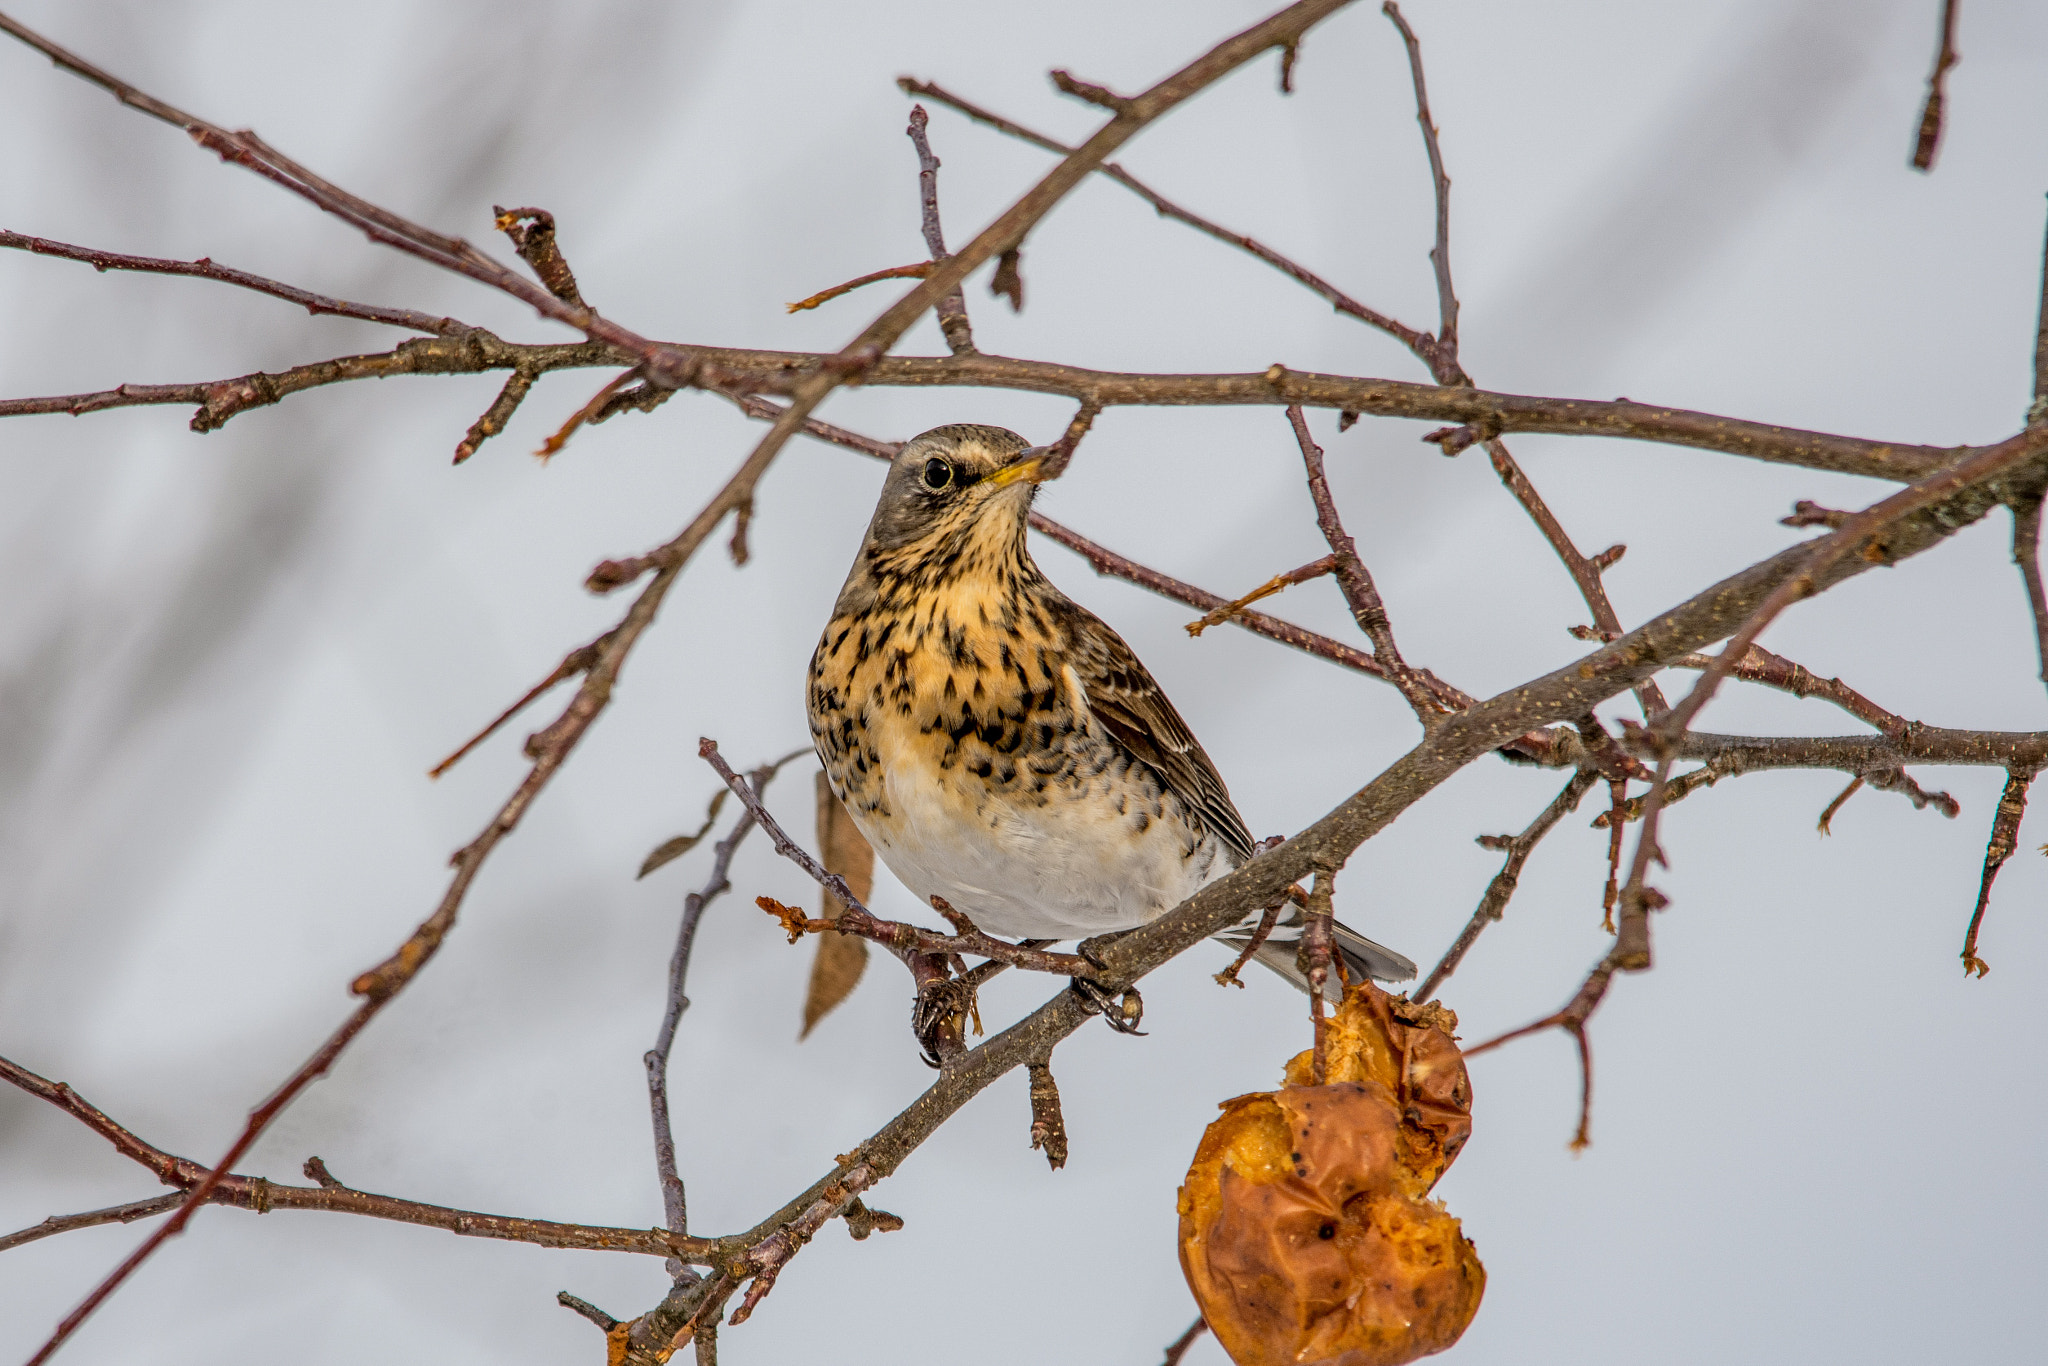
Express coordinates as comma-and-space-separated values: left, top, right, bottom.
807, 424, 1414, 1031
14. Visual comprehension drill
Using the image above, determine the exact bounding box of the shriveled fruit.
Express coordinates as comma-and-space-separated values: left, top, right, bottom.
1178, 983, 1483, 1366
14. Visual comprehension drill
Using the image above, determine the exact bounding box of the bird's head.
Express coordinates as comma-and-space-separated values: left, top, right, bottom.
857, 424, 1048, 580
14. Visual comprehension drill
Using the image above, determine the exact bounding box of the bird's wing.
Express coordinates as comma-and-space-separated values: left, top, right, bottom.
1052, 596, 1258, 866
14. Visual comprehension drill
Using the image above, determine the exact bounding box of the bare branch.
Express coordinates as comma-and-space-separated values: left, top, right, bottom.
1960, 767, 2036, 976
493, 206, 584, 305
0, 229, 462, 334
1668, 644, 1907, 737
0, 1195, 185, 1255
2013, 496, 2048, 699
1381, 2, 1463, 382
452, 368, 537, 464
1486, 439, 1668, 718
1910, 0, 1961, 172
1417, 771, 1597, 999
898, 77, 1441, 364
1025, 1061, 1070, 1170
0, 1055, 714, 1262
787, 263, 932, 314
1291, 405, 1442, 719
1161, 1317, 1211, 1366
1184, 555, 1337, 636
906, 105, 975, 354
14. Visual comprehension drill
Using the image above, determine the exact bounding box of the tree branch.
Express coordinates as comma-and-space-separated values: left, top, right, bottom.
0, 1054, 714, 1262
1381, 2, 1463, 383
1910, 0, 1961, 172
0, 229, 463, 334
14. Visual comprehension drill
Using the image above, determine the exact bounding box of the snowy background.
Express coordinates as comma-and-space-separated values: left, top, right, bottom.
2, 1, 2044, 1362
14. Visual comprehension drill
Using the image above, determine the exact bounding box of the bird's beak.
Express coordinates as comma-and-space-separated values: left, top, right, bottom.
987, 449, 1049, 488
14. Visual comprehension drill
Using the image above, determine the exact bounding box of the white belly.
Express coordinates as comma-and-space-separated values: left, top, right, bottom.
853, 760, 1230, 940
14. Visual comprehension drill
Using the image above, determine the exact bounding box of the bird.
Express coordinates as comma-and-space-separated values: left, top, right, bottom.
806, 423, 1414, 1033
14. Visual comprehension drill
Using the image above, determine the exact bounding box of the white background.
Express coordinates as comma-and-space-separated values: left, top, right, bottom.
2, 2, 2044, 1362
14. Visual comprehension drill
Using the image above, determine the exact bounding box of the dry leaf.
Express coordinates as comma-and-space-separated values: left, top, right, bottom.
801, 772, 874, 1037
636, 789, 728, 880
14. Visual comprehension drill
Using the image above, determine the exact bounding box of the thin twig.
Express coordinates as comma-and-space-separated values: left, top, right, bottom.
0, 1195, 185, 1255
0, 1055, 714, 1261
1960, 767, 2036, 976
906, 105, 975, 354
898, 78, 1440, 365
427, 637, 608, 778
2012, 497, 2048, 699
453, 368, 537, 464
1487, 440, 1668, 718
1184, 555, 1337, 637
493, 206, 584, 305
647, 750, 807, 1269
1417, 770, 1597, 999
787, 263, 932, 313
1462, 950, 1623, 1150
1161, 1316, 1210, 1366
1910, 0, 1961, 172
1668, 644, 1907, 738
1025, 1061, 1070, 1170
1381, 2, 1463, 383
0, 229, 463, 335
1290, 404, 1441, 718
1816, 775, 1865, 835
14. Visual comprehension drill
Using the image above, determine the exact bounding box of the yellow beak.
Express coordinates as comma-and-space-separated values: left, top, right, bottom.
986, 453, 1047, 488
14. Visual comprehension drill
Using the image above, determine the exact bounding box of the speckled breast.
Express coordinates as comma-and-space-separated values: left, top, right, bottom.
806, 582, 1221, 937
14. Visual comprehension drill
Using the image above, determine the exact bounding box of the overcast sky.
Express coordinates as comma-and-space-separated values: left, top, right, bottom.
2, 2, 2045, 1363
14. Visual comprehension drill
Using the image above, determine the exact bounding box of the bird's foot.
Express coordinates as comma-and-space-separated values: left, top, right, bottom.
911, 974, 976, 1068
1070, 933, 1145, 1036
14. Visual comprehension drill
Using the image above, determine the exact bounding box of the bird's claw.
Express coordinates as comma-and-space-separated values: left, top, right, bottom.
912, 976, 976, 1068
1069, 931, 1145, 1034
1069, 976, 1146, 1035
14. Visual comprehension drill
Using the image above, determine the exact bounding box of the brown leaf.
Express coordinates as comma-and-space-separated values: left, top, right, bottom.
636, 789, 728, 879
801, 773, 875, 1037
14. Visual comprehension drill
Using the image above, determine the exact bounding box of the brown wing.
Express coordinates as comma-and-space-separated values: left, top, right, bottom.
1051, 597, 1258, 867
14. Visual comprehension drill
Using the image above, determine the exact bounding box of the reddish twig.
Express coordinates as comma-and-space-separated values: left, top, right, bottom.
757, 895, 1093, 978
452, 368, 538, 463
1960, 767, 2036, 976
1463, 950, 1624, 1150
1184, 555, 1337, 636
1816, 775, 1865, 835
2011, 498, 2048, 699
787, 263, 932, 314
1025, 1060, 1070, 1170
1910, 0, 1961, 172
1487, 440, 1668, 718
0, 1195, 186, 1255
493, 206, 584, 305
1289, 405, 1442, 719
0, 1054, 714, 1261
897, 78, 1442, 366
1381, 2, 1464, 384
1300, 871, 1337, 1080
1668, 644, 1908, 737
1213, 898, 1285, 988
0, 228, 462, 335
728, 1165, 877, 1325
1161, 1317, 1210, 1366
906, 105, 975, 354
426, 637, 608, 778
1416, 769, 1598, 999
647, 750, 807, 1270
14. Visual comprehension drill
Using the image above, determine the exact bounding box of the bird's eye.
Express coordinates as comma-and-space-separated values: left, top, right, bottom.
921, 458, 954, 491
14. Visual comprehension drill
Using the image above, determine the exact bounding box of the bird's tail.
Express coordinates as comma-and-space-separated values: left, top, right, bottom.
1214, 911, 1416, 1002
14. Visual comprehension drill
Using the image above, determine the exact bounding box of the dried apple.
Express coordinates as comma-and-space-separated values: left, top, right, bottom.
1178, 983, 1483, 1366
